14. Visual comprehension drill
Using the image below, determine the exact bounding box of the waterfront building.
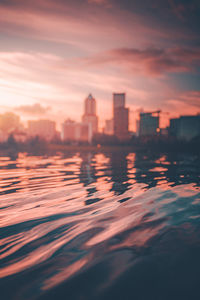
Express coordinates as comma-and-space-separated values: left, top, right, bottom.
27, 119, 56, 140
169, 115, 200, 141
139, 112, 159, 136
61, 119, 92, 143
0, 130, 8, 142
113, 93, 129, 140
82, 94, 98, 136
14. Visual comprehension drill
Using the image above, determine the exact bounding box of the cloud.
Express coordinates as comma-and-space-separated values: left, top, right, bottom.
168, 0, 198, 21
175, 90, 200, 108
87, 0, 112, 7
86, 47, 200, 76
0, 0, 197, 54
15, 103, 51, 115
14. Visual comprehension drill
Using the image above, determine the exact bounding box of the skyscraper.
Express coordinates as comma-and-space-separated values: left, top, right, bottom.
113, 93, 129, 140
82, 94, 98, 135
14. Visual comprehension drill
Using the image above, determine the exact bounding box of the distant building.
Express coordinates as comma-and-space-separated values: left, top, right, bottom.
11, 130, 27, 142
113, 93, 125, 108
169, 118, 179, 137
113, 93, 129, 140
27, 119, 56, 140
61, 119, 92, 143
160, 128, 168, 136
0, 130, 8, 142
0, 112, 21, 134
82, 94, 98, 136
169, 115, 200, 141
104, 119, 114, 135
136, 119, 140, 137
139, 112, 159, 136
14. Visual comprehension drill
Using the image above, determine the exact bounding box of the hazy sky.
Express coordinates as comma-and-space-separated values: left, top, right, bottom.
0, 0, 200, 129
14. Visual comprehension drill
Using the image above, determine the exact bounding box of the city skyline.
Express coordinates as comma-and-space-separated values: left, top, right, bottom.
1, 90, 199, 144
0, 91, 200, 134
0, 0, 200, 130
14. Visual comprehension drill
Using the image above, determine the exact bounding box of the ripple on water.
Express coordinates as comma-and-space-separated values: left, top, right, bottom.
0, 151, 200, 300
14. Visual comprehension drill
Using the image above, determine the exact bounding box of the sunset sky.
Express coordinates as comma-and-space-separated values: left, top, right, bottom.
0, 0, 200, 130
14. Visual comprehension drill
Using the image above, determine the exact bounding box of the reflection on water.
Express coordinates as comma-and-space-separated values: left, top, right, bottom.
0, 151, 200, 300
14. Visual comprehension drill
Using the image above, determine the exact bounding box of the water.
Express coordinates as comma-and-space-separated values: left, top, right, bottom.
0, 150, 200, 300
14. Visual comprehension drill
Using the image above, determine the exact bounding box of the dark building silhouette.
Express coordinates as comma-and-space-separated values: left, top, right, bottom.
169, 115, 200, 141
113, 93, 129, 141
139, 112, 159, 136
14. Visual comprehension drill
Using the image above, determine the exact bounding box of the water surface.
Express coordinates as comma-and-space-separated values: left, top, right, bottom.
0, 151, 200, 300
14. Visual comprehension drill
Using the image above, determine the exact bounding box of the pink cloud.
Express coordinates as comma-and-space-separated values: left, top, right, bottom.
15, 103, 51, 115
85, 47, 200, 76
0, 0, 195, 53
88, 0, 112, 6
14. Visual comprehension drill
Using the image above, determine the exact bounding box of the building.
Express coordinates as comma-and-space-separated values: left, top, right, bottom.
169, 115, 200, 141
113, 93, 129, 140
82, 94, 98, 136
169, 118, 180, 137
0, 130, 8, 142
139, 112, 159, 136
113, 93, 125, 108
104, 119, 114, 135
27, 119, 56, 140
136, 119, 140, 137
61, 119, 92, 143
11, 130, 27, 142
0, 112, 21, 134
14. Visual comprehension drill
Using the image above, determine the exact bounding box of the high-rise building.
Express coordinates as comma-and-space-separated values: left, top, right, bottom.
113, 93, 129, 140
139, 112, 159, 136
27, 119, 56, 140
82, 94, 98, 135
113, 93, 125, 109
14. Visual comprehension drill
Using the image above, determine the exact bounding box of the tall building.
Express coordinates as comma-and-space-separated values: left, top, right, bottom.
169, 115, 200, 141
61, 119, 92, 143
113, 93, 129, 140
27, 119, 56, 140
82, 94, 98, 136
139, 112, 159, 136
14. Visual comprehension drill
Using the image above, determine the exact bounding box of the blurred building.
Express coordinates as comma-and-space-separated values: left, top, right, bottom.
61, 119, 92, 143
82, 94, 98, 136
169, 118, 179, 137
169, 115, 200, 141
104, 119, 114, 135
139, 112, 159, 136
0, 112, 21, 134
136, 119, 140, 137
27, 119, 56, 140
160, 128, 168, 136
113, 93, 129, 140
11, 130, 27, 142
0, 130, 8, 142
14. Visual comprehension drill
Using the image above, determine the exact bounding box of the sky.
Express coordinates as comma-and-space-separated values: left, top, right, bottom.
0, 0, 200, 130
